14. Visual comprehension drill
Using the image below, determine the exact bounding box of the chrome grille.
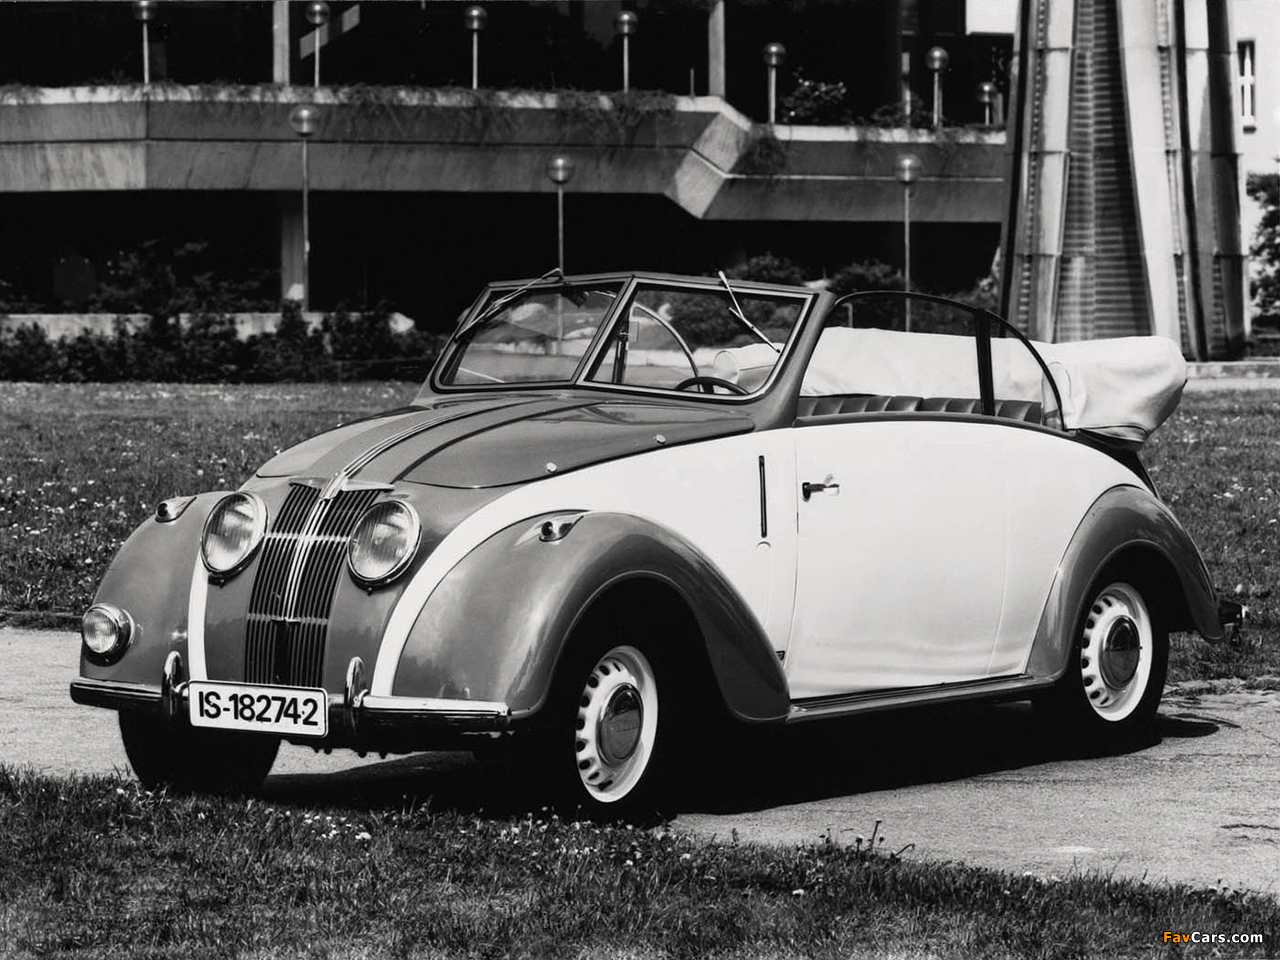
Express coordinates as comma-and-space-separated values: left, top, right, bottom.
243, 484, 382, 688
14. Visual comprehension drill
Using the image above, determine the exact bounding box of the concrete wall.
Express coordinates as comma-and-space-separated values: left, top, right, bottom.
0, 86, 1006, 224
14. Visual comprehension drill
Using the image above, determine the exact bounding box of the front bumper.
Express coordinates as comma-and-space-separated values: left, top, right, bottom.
70, 652, 512, 752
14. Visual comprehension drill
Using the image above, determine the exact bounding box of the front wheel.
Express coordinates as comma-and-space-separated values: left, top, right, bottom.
1038, 577, 1169, 748
542, 641, 674, 819
119, 711, 280, 795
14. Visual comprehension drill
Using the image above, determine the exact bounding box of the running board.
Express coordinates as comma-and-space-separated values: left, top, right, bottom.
786, 674, 1055, 724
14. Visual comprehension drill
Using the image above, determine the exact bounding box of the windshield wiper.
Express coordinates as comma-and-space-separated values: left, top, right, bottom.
717, 270, 781, 353
459, 267, 565, 337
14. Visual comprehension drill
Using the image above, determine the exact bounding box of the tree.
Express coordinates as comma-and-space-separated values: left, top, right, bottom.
1246, 173, 1280, 324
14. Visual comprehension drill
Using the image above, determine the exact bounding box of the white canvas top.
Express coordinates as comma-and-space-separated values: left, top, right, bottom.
717, 327, 1187, 446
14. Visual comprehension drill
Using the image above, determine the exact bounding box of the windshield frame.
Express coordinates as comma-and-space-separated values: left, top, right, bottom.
427, 272, 817, 403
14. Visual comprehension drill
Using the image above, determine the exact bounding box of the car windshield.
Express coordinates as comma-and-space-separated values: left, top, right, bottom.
437, 278, 808, 396
441, 283, 624, 386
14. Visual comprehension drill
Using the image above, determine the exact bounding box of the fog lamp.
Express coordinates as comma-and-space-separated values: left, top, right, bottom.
82, 603, 133, 662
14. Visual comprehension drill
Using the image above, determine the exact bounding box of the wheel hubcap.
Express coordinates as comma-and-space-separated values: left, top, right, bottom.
598, 686, 643, 764
1099, 617, 1140, 688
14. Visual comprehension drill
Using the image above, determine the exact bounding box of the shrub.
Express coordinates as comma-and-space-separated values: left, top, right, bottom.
725, 253, 809, 287
827, 260, 904, 296
0, 304, 442, 383
780, 70, 853, 125
0, 322, 63, 380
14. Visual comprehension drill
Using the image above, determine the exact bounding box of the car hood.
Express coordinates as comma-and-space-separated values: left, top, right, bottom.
256, 394, 755, 489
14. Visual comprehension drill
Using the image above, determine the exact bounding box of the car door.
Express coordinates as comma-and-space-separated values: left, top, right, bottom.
787, 419, 1009, 698
783, 294, 1014, 700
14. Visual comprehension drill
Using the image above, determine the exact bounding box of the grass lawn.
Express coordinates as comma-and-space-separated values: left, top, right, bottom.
0, 382, 416, 626
0, 768, 1275, 959
3, 382, 1279, 957
0, 379, 1275, 683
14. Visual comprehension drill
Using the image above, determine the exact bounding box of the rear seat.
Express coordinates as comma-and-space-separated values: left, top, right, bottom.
795, 394, 1042, 424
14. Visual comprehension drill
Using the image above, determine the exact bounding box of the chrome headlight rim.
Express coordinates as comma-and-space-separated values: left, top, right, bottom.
347, 499, 422, 589
81, 602, 134, 665
200, 492, 268, 579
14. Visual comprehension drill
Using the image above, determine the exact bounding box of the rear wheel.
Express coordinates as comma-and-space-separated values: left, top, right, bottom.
118, 711, 279, 795
1039, 576, 1168, 748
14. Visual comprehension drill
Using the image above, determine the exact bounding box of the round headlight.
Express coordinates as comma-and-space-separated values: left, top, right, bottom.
348, 500, 421, 587
82, 603, 133, 661
201, 492, 267, 577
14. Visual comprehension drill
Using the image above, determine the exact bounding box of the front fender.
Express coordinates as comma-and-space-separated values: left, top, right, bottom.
391, 511, 790, 724
1026, 485, 1224, 680
77, 493, 225, 686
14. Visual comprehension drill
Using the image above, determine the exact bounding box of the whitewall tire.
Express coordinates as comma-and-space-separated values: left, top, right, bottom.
1078, 582, 1154, 722
1039, 574, 1169, 747
573, 645, 660, 804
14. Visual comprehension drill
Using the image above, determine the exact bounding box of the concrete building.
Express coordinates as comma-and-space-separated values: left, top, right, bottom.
0, 1, 1013, 329
1232, 0, 1279, 299
1002, 0, 1247, 357
0, 0, 1253, 355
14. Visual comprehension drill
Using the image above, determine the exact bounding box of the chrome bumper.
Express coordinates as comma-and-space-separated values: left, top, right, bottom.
70, 652, 512, 746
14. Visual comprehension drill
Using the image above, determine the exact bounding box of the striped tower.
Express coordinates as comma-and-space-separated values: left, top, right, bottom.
1000, 0, 1246, 359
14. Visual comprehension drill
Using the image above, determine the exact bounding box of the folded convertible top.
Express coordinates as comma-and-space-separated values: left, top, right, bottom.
789, 328, 1187, 447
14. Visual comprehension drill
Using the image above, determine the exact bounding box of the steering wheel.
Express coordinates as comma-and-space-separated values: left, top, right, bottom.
674, 376, 749, 395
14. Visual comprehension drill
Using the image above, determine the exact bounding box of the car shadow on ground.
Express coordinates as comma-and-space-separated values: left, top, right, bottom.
258, 701, 1222, 818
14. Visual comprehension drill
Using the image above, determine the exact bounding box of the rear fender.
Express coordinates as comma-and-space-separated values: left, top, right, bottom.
391, 511, 790, 723
1027, 485, 1223, 680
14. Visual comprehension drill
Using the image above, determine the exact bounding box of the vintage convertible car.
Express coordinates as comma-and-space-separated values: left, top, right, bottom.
72, 272, 1241, 815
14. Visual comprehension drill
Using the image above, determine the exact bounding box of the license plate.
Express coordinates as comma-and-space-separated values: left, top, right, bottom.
188, 681, 329, 738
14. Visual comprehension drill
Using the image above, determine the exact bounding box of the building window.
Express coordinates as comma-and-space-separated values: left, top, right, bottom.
1238, 40, 1256, 131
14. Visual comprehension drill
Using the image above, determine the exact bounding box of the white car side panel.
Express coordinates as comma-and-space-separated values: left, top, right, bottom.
987, 431, 1142, 676
787, 420, 1009, 697
370, 430, 799, 696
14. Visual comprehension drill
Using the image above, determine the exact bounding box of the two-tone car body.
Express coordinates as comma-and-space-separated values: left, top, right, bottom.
72, 272, 1239, 814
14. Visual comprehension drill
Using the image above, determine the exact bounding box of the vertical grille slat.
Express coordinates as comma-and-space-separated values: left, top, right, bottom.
243, 484, 383, 688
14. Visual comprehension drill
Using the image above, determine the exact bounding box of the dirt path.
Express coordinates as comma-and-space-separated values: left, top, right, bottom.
10, 628, 1279, 895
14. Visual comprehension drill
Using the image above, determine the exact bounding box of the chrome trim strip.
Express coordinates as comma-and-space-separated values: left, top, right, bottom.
786, 675, 1053, 723
320, 400, 532, 500
360, 694, 510, 717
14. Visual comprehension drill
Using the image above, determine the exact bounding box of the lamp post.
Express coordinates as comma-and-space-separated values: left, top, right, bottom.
289, 104, 321, 311
132, 1, 156, 86
977, 80, 997, 126
616, 11, 638, 93
306, 2, 330, 88
762, 42, 786, 124
926, 46, 949, 130
546, 155, 575, 274
895, 154, 920, 331
465, 5, 487, 90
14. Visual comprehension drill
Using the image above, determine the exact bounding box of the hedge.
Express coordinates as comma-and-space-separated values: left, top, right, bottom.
0, 302, 446, 383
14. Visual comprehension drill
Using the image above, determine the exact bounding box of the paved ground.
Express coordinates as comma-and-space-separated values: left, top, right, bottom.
1185, 376, 1280, 392
10, 628, 1279, 896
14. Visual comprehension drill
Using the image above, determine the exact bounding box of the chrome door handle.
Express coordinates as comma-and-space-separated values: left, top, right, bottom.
801, 475, 840, 501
